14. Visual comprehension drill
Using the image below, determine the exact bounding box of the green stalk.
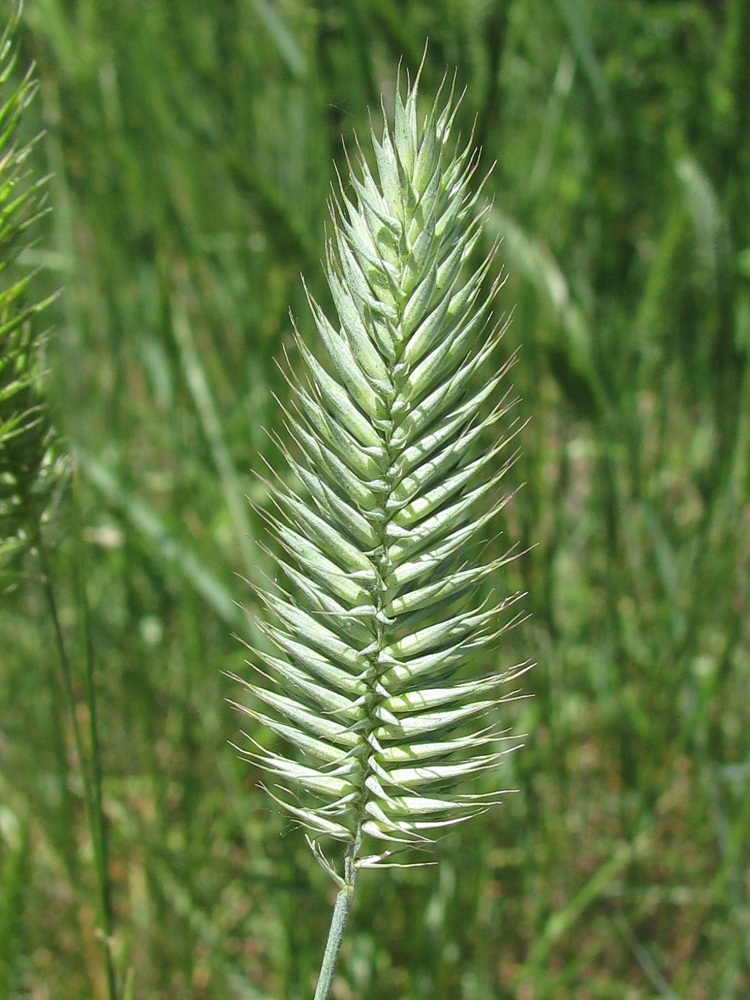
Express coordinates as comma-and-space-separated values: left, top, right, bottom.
26, 502, 118, 1000
313, 866, 358, 1000
71, 463, 119, 995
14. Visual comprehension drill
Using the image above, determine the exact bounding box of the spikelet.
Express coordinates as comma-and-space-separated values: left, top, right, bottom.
0, 19, 59, 579
232, 67, 528, 880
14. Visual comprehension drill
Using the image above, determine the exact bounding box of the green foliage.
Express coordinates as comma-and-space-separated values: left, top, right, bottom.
0, 18, 119, 1000
0, 811, 29, 998
1, 1, 749, 997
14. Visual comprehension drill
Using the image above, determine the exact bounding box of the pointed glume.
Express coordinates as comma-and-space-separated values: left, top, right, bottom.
236, 69, 528, 878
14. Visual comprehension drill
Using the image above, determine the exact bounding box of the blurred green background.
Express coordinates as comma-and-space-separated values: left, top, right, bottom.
1, 0, 749, 997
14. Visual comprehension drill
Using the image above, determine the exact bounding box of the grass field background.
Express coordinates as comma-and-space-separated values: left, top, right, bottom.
1, 0, 749, 997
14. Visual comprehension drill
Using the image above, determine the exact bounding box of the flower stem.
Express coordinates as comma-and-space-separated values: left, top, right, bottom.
313, 868, 358, 1000
27, 499, 118, 1000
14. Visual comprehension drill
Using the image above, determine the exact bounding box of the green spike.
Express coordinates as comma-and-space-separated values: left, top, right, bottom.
232, 64, 528, 1000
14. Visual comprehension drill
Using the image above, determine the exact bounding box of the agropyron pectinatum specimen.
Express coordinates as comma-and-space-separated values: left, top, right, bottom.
230, 70, 528, 953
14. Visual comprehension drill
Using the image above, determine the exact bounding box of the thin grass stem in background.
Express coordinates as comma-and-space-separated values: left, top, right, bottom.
0, 15, 119, 999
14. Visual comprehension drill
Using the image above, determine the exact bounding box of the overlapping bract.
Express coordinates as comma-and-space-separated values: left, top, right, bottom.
0, 24, 58, 577
233, 73, 526, 876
